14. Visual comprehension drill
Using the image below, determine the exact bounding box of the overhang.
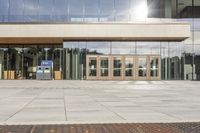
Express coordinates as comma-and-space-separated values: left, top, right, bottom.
0, 22, 190, 44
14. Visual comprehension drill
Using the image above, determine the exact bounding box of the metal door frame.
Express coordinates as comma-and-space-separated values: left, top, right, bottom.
136, 55, 149, 80
124, 56, 136, 80
86, 55, 98, 80
86, 55, 161, 81
99, 55, 110, 80
111, 56, 123, 80
149, 55, 161, 80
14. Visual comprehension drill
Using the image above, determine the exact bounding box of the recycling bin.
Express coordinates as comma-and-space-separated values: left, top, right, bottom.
43, 66, 52, 80
36, 66, 44, 80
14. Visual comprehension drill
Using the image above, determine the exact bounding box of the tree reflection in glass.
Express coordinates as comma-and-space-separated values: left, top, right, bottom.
113, 57, 121, 76
138, 57, 147, 77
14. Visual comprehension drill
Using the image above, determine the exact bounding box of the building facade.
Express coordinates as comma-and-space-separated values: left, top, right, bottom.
0, 0, 199, 81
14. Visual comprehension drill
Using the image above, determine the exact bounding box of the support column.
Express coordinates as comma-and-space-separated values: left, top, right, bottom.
0, 50, 3, 79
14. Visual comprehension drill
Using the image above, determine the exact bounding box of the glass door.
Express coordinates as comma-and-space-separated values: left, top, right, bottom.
99, 56, 109, 80
150, 56, 160, 80
0, 48, 5, 80
124, 56, 135, 80
86, 55, 98, 80
86, 55, 161, 81
137, 56, 148, 80
112, 56, 123, 80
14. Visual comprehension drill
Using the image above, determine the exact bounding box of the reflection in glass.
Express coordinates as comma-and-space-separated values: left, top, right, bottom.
69, 0, 84, 22
53, 48, 63, 80
138, 57, 147, 77
169, 42, 182, 80
23, 0, 38, 21
7, 47, 23, 79
53, 0, 68, 22
38, 0, 53, 21
9, 0, 24, 22
136, 42, 160, 55
89, 57, 97, 77
150, 57, 159, 77
23, 46, 37, 79
125, 57, 133, 76
99, 0, 114, 21
112, 42, 135, 55
100, 57, 109, 76
115, 0, 129, 21
87, 42, 110, 55
160, 42, 169, 80
113, 57, 121, 76
84, 0, 99, 22
0, 47, 8, 80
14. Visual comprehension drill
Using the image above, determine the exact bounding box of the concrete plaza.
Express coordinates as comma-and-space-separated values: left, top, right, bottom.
0, 80, 200, 125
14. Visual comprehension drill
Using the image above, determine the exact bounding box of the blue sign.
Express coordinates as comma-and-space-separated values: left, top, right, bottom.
41, 60, 53, 66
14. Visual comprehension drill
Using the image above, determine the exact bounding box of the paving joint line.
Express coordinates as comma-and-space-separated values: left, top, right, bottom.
4, 88, 47, 122
87, 94, 127, 121
62, 88, 68, 121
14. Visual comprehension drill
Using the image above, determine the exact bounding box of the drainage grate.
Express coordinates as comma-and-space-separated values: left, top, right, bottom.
0, 123, 200, 133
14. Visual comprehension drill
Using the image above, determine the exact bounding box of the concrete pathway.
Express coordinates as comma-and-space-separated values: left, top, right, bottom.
0, 80, 200, 124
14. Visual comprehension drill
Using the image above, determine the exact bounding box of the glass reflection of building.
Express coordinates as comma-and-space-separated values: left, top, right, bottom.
0, 0, 199, 80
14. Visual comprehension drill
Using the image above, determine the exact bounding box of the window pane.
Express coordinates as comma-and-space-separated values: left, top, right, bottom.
100, 57, 109, 76
115, 0, 129, 15
0, 0, 9, 21
54, 0, 68, 21
113, 57, 122, 76
136, 42, 160, 55
9, 0, 24, 15
69, 0, 83, 22
87, 42, 110, 55
63, 42, 79, 49
9, 0, 24, 22
115, 15, 129, 21
112, 42, 135, 54
39, 0, 53, 15
125, 57, 134, 77
130, 0, 147, 20
24, 0, 38, 15
150, 57, 159, 77
84, 0, 99, 22
177, 0, 192, 18
39, 0, 53, 21
138, 57, 147, 77
100, 0, 114, 14
99, 0, 114, 21
24, 0, 38, 21
54, 0, 67, 15
89, 57, 97, 77
0, 0, 9, 15
85, 0, 99, 15
115, 0, 131, 20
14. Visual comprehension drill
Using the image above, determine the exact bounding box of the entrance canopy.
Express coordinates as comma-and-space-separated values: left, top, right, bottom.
0, 22, 190, 44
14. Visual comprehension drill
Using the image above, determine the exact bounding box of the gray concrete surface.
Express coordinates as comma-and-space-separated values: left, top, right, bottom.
0, 80, 200, 125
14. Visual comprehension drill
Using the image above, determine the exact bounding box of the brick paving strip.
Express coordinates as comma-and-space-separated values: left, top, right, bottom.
0, 123, 200, 133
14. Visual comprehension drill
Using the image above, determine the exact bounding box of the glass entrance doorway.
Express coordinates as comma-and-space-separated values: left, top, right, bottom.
86, 55, 161, 80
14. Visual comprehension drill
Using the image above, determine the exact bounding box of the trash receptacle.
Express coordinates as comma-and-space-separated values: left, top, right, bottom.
36, 66, 44, 80
43, 66, 52, 80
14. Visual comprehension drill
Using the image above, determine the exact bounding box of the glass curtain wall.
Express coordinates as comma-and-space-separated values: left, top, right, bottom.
144, 0, 200, 80
23, 46, 37, 79
0, 41, 187, 80
0, 45, 64, 80
136, 42, 160, 55
173, 0, 200, 80
63, 41, 184, 80
0, 0, 148, 22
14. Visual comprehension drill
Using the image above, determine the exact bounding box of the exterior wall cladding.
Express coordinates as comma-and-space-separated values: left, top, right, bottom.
0, 0, 200, 81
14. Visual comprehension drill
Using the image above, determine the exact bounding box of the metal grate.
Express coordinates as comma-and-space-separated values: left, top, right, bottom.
0, 123, 200, 133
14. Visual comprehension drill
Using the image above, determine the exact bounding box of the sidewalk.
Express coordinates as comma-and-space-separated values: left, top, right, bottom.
0, 80, 200, 125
